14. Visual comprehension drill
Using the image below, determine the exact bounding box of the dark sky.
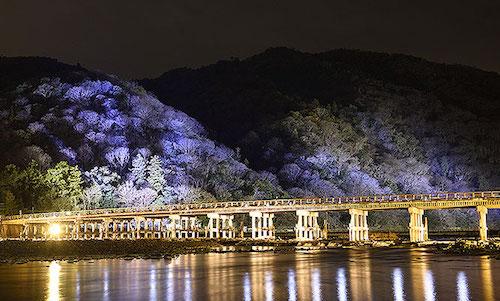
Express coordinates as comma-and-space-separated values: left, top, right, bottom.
1, 0, 499, 78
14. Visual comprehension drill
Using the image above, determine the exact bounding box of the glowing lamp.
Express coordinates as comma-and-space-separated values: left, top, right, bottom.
48, 224, 61, 236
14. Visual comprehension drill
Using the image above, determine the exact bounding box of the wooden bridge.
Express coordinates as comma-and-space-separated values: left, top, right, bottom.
1, 191, 499, 242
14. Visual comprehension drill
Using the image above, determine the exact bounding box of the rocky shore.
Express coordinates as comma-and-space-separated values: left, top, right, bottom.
436, 239, 500, 257
0, 240, 222, 264
1, 238, 498, 264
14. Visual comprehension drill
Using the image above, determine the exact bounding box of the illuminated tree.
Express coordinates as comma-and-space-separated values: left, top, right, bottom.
45, 161, 83, 209
84, 166, 120, 208
147, 155, 166, 195
104, 147, 130, 171
80, 184, 102, 210
130, 154, 147, 187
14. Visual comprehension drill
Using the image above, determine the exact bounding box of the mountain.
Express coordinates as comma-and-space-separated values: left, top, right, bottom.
0, 57, 283, 212
141, 48, 500, 229
1, 50, 499, 230
141, 47, 500, 196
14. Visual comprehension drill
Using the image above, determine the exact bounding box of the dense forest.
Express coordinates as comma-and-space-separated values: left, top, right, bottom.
142, 48, 500, 229
1, 48, 499, 230
0, 57, 283, 216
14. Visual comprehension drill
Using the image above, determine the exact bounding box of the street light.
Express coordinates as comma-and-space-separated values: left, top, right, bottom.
48, 223, 61, 237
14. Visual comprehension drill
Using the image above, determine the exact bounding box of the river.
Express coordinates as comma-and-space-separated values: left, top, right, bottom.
0, 248, 496, 301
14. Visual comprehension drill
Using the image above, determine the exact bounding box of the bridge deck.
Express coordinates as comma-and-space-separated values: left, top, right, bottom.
1, 191, 499, 224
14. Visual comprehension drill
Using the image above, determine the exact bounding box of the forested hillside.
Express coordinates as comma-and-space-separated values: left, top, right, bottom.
142, 48, 500, 229
0, 57, 283, 214
142, 48, 500, 196
1, 49, 499, 230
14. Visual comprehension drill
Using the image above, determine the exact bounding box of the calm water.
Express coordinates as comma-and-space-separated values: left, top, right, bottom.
0, 248, 497, 301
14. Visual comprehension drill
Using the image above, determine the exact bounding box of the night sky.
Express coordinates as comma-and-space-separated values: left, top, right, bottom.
1, 0, 499, 78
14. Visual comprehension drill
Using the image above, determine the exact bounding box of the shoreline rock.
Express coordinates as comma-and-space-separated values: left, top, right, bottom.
0, 238, 498, 264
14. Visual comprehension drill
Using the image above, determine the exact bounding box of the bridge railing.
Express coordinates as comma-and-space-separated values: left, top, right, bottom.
2, 190, 499, 221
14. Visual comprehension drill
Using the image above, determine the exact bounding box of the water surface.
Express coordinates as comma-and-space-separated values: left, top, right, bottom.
0, 248, 496, 301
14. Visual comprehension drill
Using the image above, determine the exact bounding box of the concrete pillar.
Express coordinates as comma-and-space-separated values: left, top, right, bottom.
74, 220, 80, 240
169, 215, 180, 239
348, 209, 369, 242
477, 206, 488, 241
127, 221, 133, 239
177, 216, 196, 238
82, 223, 87, 240
266, 213, 275, 239
221, 215, 234, 238
135, 217, 145, 239
179, 217, 198, 238
152, 219, 159, 239
250, 211, 274, 239
250, 211, 262, 239
295, 210, 321, 241
424, 217, 429, 241
90, 223, 95, 239
251, 214, 257, 239
408, 207, 426, 243
207, 213, 220, 238
21, 224, 29, 240
111, 221, 118, 239
102, 219, 111, 240
207, 213, 234, 238
322, 220, 329, 239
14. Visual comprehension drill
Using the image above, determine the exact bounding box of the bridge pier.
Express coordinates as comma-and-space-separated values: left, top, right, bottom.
249, 211, 275, 239
295, 210, 321, 241
168, 216, 199, 238
73, 220, 80, 239
207, 213, 235, 238
348, 209, 369, 242
221, 215, 235, 238
207, 213, 220, 238
408, 207, 428, 243
180, 216, 199, 238
477, 206, 488, 241
135, 217, 145, 239
168, 215, 180, 238
100, 219, 109, 239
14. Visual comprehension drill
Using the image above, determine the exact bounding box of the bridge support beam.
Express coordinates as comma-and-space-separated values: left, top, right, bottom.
477, 206, 488, 241
207, 213, 235, 238
169, 215, 199, 238
295, 210, 321, 241
134, 217, 145, 239
348, 209, 369, 242
168, 215, 179, 238
180, 216, 199, 238
408, 207, 427, 243
249, 211, 275, 239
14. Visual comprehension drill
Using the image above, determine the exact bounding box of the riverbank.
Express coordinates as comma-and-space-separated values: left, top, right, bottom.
0, 240, 222, 264
1, 238, 499, 263
436, 239, 500, 257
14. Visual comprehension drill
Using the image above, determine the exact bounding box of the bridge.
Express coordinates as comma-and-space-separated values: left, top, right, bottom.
1, 191, 499, 242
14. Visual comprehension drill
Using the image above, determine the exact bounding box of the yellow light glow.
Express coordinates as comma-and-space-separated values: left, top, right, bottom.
48, 261, 61, 301
48, 224, 61, 236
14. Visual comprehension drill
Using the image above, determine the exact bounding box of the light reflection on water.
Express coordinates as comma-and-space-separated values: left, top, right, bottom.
0, 248, 497, 301
480, 257, 494, 301
337, 267, 347, 301
311, 268, 321, 301
423, 270, 436, 301
47, 261, 61, 301
288, 269, 297, 301
457, 271, 470, 301
392, 268, 405, 301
